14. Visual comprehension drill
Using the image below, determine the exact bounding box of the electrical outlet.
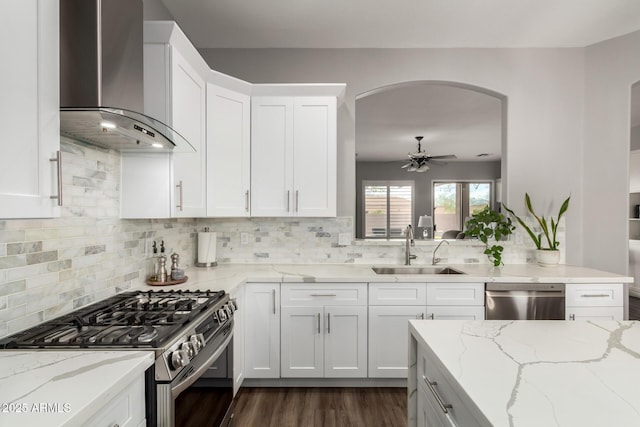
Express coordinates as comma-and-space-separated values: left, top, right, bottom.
338, 232, 351, 246
240, 232, 249, 245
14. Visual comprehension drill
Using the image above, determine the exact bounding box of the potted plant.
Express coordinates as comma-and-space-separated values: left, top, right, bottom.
464, 206, 515, 267
502, 193, 570, 267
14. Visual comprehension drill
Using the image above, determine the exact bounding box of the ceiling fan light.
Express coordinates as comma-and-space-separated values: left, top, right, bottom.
417, 164, 429, 172
407, 166, 416, 172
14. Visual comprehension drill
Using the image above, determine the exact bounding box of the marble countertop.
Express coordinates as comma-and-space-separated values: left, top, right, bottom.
0, 350, 154, 427
409, 320, 640, 427
136, 263, 633, 293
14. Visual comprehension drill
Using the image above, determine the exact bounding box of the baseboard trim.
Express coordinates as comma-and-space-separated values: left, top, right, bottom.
242, 378, 407, 388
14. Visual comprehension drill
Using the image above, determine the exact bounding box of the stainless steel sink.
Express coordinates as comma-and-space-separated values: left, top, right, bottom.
371, 266, 465, 275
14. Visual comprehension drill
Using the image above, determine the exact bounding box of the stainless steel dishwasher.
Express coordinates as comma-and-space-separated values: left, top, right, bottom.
485, 283, 565, 320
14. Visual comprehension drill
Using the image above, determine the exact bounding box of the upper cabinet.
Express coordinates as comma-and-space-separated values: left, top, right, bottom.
207, 85, 251, 217
251, 96, 337, 217
0, 0, 60, 219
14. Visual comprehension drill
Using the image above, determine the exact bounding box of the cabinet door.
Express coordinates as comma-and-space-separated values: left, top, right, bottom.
230, 284, 245, 395
281, 306, 324, 377
0, 0, 60, 219
206, 85, 251, 216
369, 306, 425, 378
324, 306, 367, 378
251, 97, 294, 216
566, 306, 624, 321
428, 306, 485, 320
120, 153, 172, 218
292, 97, 337, 217
417, 381, 455, 427
170, 47, 207, 217
244, 283, 280, 378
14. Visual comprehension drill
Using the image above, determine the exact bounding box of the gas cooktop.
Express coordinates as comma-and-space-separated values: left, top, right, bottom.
0, 290, 227, 350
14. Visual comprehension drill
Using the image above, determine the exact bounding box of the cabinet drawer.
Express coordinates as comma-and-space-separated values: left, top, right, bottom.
87, 375, 145, 427
566, 306, 624, 321
565, 283, 623, 307
281, 283, 367, 306
369, 282, 427, 305
426, 283, 484, 306
417, 344, 480, 427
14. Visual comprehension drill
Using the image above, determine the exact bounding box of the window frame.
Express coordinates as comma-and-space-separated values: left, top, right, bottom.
431, 180, 494, 236
362, 180, 415, 239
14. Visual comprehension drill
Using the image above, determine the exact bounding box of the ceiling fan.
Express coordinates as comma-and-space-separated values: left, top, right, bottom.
401, 136, 456, 172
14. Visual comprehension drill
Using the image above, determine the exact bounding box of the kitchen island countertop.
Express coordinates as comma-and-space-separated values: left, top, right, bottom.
0, 350, 154, 427
409, 319, 640, 427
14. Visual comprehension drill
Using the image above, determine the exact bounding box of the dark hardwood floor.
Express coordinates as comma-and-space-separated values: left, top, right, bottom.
232, 387, 407, 427
630, 296, 640, 320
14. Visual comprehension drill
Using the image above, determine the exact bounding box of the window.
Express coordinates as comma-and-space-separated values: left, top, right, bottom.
433, 181, 492, 238
363, 181, 414, 238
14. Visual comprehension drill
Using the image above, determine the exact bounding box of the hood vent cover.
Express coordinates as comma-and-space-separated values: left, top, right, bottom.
59, 0, 193, 153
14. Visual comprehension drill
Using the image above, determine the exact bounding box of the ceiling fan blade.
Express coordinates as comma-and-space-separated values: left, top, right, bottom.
401, 162, 411, 168
429, 154, 457, 160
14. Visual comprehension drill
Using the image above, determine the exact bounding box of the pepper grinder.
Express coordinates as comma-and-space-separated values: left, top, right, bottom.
157, 241, 168, 282
171, 253, 185, 280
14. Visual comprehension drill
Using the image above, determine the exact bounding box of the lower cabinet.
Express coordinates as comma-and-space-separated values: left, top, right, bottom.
86, 374, 145, 427
281, 283, 368, 378
369, 282, 485, 379
244, 283, 280, 378
230, 283, 245, 394
417, 378, 455, 427
565, 283, 624, 320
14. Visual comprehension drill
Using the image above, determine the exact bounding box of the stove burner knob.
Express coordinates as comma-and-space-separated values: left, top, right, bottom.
229, 299, 238, 311
190, 333, 205, 353
170, 349, 189, 370
181, 342, 195, 359
223, 305, 233, 317
217, 309, 228, 322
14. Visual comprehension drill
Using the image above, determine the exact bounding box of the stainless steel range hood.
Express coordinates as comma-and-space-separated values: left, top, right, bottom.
59, 0, 193, 153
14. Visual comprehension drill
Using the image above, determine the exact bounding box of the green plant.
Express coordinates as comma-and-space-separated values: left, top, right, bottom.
502, 193, 570, 250
464, 206, 515, 266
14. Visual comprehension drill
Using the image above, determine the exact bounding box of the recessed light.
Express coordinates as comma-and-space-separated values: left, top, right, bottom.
151, 143, 163, 148
100, 121, 116, 129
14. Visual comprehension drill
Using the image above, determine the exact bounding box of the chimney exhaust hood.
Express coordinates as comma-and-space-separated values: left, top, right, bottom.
59, 0, 194, 153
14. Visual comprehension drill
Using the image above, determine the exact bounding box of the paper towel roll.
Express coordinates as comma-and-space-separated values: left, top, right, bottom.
197, 232, 217, 266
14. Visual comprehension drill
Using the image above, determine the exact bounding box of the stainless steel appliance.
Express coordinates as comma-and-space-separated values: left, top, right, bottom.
0, 290, 236, 427
485, 283, 565, 320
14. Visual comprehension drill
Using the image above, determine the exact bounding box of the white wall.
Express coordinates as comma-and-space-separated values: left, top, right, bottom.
584, 30, 640, 274
201, 48, 585, 264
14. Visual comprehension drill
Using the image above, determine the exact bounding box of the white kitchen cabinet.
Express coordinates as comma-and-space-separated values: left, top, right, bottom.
206, 84, 251, 216
630, 150, 640, 193
417, 378, 455, 427
565, 283, 624, 321
230, 284, 245, 394
86, 374, 145, 427
369, 306, 426, 378
251, 96, 337, 217
244, 283, 280, 378
281, 283, 367, 378
0, 0, 60, 219
122, 22, 207, 218
369, 282, 485, 379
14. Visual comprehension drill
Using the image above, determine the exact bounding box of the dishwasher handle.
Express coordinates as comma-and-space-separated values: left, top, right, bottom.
486, 283, 565, 293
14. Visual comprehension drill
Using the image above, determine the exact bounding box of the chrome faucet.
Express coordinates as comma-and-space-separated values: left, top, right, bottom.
432, 240, 450, 265
405, 225, 416, 265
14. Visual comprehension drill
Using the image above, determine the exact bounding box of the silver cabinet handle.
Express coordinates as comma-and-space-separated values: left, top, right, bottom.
416, 313, 425, 320
272, 289, 276, 315
317, 313, 321, 334
327, 313, 331, 334
423, 375, 453, 414
580, 294, 610, 298
310, 294, 337, 297
569, 313, 575, 320
428, 313, 435, 320
287, 190, 290, 212
176, 180, 183, 211
49, 151, 62, 206
245, 190, 249, 212
295, 190, 299, 212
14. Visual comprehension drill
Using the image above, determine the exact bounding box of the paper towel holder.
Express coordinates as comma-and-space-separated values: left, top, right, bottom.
195, 228, 218, 268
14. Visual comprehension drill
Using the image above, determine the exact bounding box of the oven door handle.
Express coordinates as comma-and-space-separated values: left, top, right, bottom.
171, 330, 233, 398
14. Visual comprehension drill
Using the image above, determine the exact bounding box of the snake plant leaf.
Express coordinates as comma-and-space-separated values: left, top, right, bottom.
502, 203, 542, 249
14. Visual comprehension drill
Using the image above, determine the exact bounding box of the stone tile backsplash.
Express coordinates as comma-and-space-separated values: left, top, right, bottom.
0, 139, 562, 338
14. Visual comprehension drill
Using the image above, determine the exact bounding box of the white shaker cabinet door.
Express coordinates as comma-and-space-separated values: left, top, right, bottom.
244, 283, 281, 378
250, 97, 294, 217
292, 97, 337, 217
324, 305, 367, 378
170, 47, 207, 217
207, 84, 251, 216
280, 306, 324, 378
0, 0, 60, 219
